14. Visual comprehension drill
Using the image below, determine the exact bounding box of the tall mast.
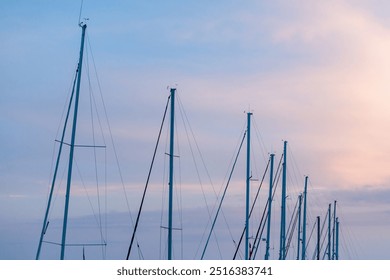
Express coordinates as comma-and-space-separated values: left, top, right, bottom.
168, 88, 176, 260
60, 23, 87, 260
335, 217, 339, 260
327, 203, 331, 260
296, 194, 302, 260
264, 153, 274, 260
301, 176, 308, 260
316, 216, 320, 260
245, 112, 252, 260
279, 140, 287, 260
332, 200, 337, 260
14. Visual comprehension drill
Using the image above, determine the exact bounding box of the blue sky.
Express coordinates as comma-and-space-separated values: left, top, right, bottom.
1, 0, 390, 259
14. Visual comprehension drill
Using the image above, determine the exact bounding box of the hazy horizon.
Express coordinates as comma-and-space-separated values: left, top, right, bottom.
1, 0, 389, 260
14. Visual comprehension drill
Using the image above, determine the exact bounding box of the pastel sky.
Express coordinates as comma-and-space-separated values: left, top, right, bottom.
1, 0, 390, 259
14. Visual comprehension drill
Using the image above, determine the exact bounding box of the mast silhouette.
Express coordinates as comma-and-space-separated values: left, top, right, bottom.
301, 176, 308, 260
36, 23, 87, 260
327, 203, 331, 260
279, 141, 287, 260
60, 22, 87, 260
168, 88, 176, 260
264, 153, 274, 260
245, 112, 252, 260
316, 216, 320, 260
296, 194, 302, 259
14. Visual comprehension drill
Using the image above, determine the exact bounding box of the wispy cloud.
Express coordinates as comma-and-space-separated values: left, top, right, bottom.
2, 0, 390, 260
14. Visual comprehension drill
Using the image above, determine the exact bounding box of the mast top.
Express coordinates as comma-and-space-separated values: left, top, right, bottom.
79, 18, 88, 28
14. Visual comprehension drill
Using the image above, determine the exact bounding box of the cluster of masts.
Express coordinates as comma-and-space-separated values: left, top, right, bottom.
157, 92, 341, 260
36, 24, 341, 260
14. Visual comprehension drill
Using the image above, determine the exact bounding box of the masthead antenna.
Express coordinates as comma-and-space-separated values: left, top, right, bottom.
78, 0, 84, 26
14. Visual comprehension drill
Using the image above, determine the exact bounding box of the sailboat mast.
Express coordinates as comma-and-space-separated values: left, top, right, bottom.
335, 217, 339, 260
60, 23, 87, 260
296, 194, 302, 260
264, 153, 274, 260
279, 140, 287, 260
168, 88, 176, 260
245, 112, 252, 260
316, 216, 320, 260
327, 203, 331, 260
301, 175, 308, 260
332, 200, 337, 259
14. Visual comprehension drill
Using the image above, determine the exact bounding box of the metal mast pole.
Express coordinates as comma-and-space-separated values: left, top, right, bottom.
168, 88, 176, 260
245, 112, 252, 260
317, 216, 320, 260
335, 217, 339, 260
61, 23, 87, 260
327, 203, 331, 260
296, 194, 302, 260
279, 140, 287, 260
301, 176, 308, 260
332, 200, 337, 260
264, 153, 274, 260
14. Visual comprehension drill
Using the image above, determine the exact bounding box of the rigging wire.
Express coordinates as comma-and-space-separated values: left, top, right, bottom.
251, 152, 283, 259
214, 122, 249, 258
339, 225, 352, 259
286, 195, 299, 244
305, 218, 317, 259
252, 118, 270, 163
85, 31, 139, 257
309, 213, 327, 260
197, 122, 247, 259
283, 146, 305, 259
86, 33, 134, 220
285, 196, 300, 257
288, 146, 304, 194
304, 177, 323, 257
248, 119, 271, 243
337, 205, 360, 259
137, 242, 144, 260
247, 159, 270, 259
74, 157, 105, 245
174, 102, 184, 260
256, 153, 283, 260
319, 210, 329, 260
36, 64, 79, 259
45, 64, 79, 203
85, 37, 106, 259
126, 96, 170, 259
321, 217, 332, 260
233, 156, 271, 260
176, 94, 221, 258
159, 108, 170, 259
251, 154, 283, 259
201, 130, 246, 259
176, 94, 217, 196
